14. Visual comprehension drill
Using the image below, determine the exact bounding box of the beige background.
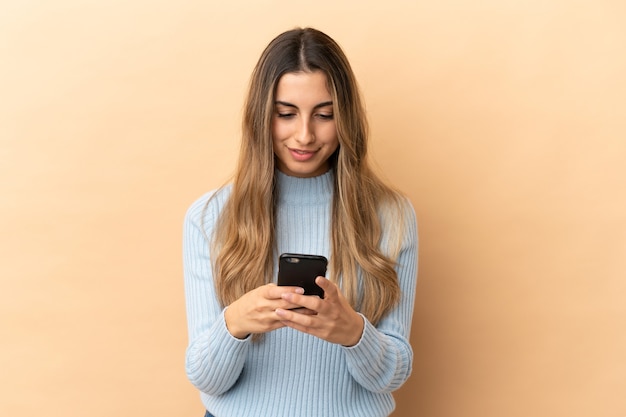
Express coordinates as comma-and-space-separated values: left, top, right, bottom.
1, 1, 625, 416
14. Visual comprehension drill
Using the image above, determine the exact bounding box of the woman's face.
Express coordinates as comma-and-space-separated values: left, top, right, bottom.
271, 71, 339, 178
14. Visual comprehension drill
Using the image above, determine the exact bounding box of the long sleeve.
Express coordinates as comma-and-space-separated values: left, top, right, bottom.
343, 200, 418, 393
183, 188, 251, 395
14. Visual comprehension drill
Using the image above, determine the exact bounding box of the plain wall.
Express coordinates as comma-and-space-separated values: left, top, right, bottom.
1, 1, 625, 416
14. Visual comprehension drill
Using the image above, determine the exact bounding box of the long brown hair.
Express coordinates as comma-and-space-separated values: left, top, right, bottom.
209, 27, 406, 325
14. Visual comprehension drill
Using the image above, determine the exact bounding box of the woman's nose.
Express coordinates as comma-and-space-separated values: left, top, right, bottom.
294, 119, 314, 144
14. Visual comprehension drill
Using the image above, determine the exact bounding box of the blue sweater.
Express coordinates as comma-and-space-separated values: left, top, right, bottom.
183, 170, 418, 417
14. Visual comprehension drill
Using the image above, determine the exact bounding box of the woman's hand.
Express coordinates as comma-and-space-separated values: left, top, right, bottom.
275, 277, 365, 347
224, 284, 307, 339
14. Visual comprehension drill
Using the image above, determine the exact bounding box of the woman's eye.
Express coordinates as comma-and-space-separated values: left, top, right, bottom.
317, 113, 334, 120
277, 113, 295, 118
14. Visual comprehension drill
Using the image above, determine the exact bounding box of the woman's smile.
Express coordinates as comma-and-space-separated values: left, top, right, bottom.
288, 147, 318, 161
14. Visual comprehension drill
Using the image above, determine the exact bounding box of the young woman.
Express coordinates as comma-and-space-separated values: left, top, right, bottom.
183, 27, 418, 417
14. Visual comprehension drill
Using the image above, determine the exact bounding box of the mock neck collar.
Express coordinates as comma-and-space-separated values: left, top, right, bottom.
275, 169, 334, 205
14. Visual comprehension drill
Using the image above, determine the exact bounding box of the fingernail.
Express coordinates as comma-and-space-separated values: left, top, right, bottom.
295, 287, 304, 294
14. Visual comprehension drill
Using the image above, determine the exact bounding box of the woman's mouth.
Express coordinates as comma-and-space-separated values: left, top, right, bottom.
289, 148, 317, 162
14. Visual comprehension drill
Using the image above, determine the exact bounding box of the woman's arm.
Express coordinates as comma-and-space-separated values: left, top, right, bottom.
342, 203, 418, 393
183, 192, 251, 395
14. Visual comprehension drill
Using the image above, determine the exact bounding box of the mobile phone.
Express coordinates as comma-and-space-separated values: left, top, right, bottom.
277, 253, 328, 298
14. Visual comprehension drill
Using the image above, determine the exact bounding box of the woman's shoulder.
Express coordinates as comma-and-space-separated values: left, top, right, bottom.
399, 194, 417, 222
377, 192, 418, 254
184, 184, 233, 225
379, 189, 416, 221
